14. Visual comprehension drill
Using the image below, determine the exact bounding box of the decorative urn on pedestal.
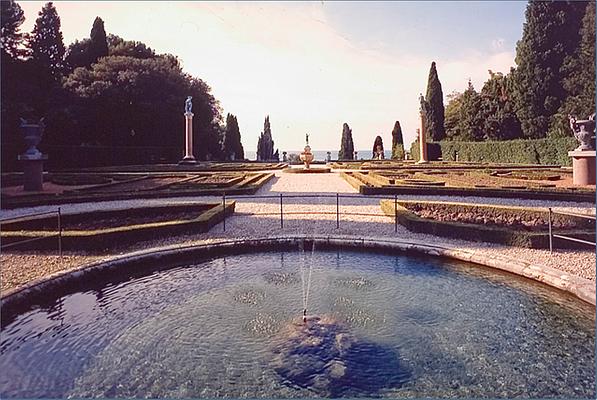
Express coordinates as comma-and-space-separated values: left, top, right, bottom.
299, 133, 314, 169
18, 118, 48, 191
568, 114, 596, 185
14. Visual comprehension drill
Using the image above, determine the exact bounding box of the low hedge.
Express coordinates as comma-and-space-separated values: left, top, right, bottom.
411, 137, 578, 166
380, 200, 595, 249
1, 202, 235, 251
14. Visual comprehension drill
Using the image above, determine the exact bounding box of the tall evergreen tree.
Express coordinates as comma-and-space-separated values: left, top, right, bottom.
1, 0, 26, 59
550, 1, 596, 137
512, 0, 586, 138
478, 70, 522, 140
456, 80, 483, 141
338, 123, 354, 160
256, 116, 275, 161
391, 120, 404, 159
89, 16, 108, 64
424, 61, 445, 141
28, 2, 66, 80
223, 113, 244, 160
372, 135, 384, 159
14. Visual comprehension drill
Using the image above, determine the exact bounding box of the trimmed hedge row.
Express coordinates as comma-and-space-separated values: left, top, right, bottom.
380, 200, 595, 249
410, 137, 578, 166
1, 202, 235, 251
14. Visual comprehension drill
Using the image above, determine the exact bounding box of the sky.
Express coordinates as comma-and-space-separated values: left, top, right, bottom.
19, 1, 527, 152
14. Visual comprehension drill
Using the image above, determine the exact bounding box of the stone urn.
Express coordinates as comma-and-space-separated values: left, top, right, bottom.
300, 144, 314, 169
20, 118, 45, 158
569, 114, 595, 151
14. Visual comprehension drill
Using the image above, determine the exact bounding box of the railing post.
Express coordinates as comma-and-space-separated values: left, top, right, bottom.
548, 207, 553, 253
280, 193, 283, 229
222, 192, 226, 232
394, 194, 398, 233
336, 193, 339, 229
57, 207, 62, 258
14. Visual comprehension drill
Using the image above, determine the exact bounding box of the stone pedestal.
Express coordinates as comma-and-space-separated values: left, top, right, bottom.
18, 154, 47, 191
568, 150, 596, 185
417, 115, 428, 164
179, 112, 197, 165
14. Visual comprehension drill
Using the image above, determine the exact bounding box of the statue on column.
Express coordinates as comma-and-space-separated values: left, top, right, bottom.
185, 96, 193, 114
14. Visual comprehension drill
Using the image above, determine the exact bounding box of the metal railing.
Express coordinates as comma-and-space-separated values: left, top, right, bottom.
547, 207, 596, 252
0, 208, 63, 257
221, 193, 399, 233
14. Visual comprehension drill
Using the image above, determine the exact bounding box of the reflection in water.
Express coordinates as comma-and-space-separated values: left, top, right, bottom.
0, 250, 594, 398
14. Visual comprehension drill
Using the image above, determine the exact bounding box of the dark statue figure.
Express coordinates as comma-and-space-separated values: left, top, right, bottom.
185, 96, 193, 114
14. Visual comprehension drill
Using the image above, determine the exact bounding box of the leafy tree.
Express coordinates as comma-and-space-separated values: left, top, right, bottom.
444, 91, 463, 140
550, 1, 596, 137
424, 61, 446, 141
338, 123, 354, 160
63, 55, 223, 159
223, 113, 244, 160
455, 80, 483, 141
107, 34, 155, 58
478, 70, 522, 140
89, 17, 108, 64
64, 38, 91, 71
372, 135, 384, 159
256, 116, 275, 160
512, 0, 586, 138
27, 2, 66, 80
391, 120, 404, 159
1, 0, 26, 59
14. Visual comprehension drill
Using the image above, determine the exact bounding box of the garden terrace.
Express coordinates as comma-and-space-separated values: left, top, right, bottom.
341, 169, 595, 202
1, 202, 234, 251
380, 199, 595, 249
62, 162, 288, 173
0, 172, 273, 209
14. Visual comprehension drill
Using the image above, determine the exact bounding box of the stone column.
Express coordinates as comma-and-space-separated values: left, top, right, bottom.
417, 112, 428, 164
568, 150, 596, 185
179, 112, 197, 164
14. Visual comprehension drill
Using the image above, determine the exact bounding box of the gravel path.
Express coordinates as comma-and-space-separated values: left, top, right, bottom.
2, 170, 595, 294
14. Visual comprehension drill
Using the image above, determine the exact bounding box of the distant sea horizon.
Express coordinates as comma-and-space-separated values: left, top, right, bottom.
244, 150, 394, 161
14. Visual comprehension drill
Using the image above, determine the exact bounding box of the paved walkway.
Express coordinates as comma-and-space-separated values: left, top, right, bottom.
1, 170, 595, 294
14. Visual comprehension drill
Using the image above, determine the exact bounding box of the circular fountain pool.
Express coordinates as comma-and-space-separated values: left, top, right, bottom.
0, 248, 594, 398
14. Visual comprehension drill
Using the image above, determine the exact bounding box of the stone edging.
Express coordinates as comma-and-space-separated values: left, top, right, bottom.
1, 235, 595, 312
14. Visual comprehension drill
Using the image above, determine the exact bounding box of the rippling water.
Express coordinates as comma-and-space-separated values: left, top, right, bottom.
0, 250, 594, 398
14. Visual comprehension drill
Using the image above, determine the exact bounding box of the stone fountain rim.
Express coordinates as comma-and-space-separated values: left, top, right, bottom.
1, 235, 594, 312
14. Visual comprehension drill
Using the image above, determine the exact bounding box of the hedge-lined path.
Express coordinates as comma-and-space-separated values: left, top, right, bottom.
1, 169, 595, 295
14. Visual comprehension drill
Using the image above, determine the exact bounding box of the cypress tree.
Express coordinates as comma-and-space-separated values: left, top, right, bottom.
478, 71, 522, 140
256, 115, 275, 161
28, 2, 66, 80
1, 0, 26, 59
338, 123, 354, 160
223, 113, 244, 160
424, 61, 445, 141
391, 121, 404, 159
456, 80, 483, 141
512, 0, 586, 138
372, 135, 384, 159
89, 16, 108, 64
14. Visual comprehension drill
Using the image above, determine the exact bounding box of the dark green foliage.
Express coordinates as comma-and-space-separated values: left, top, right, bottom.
256, 116, 275, 161
64, 38, 91, 71
550, 1, 596, 137
409, 140, 442, 162
338, 123, 354, 160
454, 80, 483, 141
478, 71, 522, 140
63, 55, 223, 160
89, 17, 108, 64
390, 121, 404, 159
444, 91, 463, 140
372, 135, 384, 158
223, 113, 244, 160
424, 61, 445, 141
1, 0, 26, 58
107, 34, 155, 58
512, 0, 586, 138
27, 2, 66, 80
438, 137, 577, 166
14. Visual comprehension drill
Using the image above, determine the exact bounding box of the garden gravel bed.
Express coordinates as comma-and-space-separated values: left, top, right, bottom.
1, 171, 594, 294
